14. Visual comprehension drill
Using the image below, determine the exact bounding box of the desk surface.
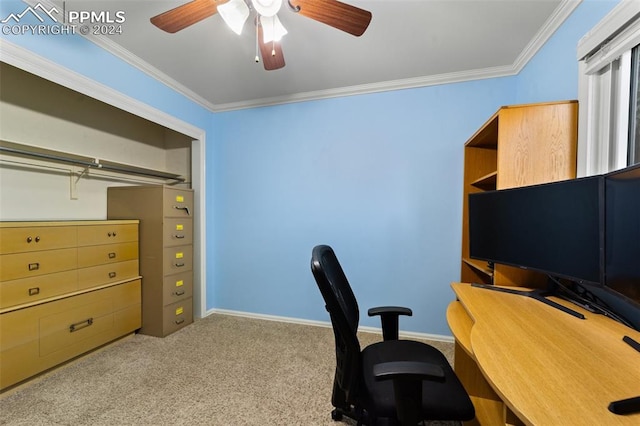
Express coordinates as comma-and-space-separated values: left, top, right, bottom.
450, 282, 640, 425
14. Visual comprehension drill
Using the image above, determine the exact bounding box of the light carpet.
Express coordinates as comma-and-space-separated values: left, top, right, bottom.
0, 314, 456, 425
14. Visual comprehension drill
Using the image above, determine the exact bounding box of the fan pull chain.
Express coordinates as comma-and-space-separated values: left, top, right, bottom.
255, 17, 260, 63
272, 18, 276, 57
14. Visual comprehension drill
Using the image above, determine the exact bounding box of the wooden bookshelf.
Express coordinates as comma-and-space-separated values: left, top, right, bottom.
460, 101, 578, 287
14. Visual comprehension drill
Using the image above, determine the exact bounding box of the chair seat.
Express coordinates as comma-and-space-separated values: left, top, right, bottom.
361, 340, 475, 422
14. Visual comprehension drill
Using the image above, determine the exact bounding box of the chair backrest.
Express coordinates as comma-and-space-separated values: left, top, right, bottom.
311, 245, 362, 404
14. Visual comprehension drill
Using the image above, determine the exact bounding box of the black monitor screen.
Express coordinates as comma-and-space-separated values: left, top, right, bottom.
605, 165, 640, 302
469, 176, 603, 285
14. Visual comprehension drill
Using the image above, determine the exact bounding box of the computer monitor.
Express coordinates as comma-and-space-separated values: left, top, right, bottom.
468, 176, 603, 285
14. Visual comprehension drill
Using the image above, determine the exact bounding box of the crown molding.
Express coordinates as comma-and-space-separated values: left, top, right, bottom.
87, 34, 220, 113
512, 0, 582, 72
213, 64, 520, 111
15, 0, 580, 113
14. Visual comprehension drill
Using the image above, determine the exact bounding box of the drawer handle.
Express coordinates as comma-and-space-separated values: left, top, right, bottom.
28, 287, 40, 296
28, 262, 40, 271
107, 232, 117, 237
175, 263, 185, 268
70, 318, 93, 333
175, 319, 185, 325
174, 234, 185, 239
173, 206, 191, 216
174, 290, 185, 296
109, 272, 117, 278
108, 252, 116, 259
26, 236, 41, 243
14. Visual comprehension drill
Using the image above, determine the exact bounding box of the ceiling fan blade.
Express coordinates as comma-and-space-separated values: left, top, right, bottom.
150, 0, 226, 33
289, 0, 372, 36
258, 24, 286, 71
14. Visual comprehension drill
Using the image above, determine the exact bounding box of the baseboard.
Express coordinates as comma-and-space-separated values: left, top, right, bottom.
206, 308, 455, 344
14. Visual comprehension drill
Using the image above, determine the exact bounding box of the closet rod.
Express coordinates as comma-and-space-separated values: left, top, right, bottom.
0, 142, 185, 182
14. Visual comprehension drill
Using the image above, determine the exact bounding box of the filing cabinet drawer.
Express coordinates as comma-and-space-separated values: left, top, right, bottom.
162, 272, 193, 306
0, 226, 77, 255
77, 260, 139, 290
163, 218, 193, 247
163, 188, 194, 218
162, 245, 193, 276
162, 297, 193, 335
0, 248, 77, 281
0, 270, 78, 309
77, 242, 138, 268
77, 223, 138, 247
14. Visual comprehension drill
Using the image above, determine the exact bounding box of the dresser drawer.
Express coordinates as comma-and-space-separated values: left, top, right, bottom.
0, 226, 77, 255
0, 270, 78, 309
0, 279, 141, 389
163, 218, 193, 247
0, 248, 77, 281
77, 223, 138, 247
162, 297, 193, 335
163, 188, 194, 218
77, 260, 139, 290
77, 242, 138, 268
162, 245, 193, 276
163, 272, 193, 306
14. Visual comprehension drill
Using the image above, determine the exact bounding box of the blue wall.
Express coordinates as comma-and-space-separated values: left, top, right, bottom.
0, 0, 619, 336
211, 80, 516, 335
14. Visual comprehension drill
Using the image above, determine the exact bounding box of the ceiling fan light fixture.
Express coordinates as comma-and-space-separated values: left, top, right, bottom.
252, 0, 282, 17
218, 0, 250, 35
261, 14, 287, 43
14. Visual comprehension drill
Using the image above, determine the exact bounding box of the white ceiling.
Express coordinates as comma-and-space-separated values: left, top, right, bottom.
53, 0, 577, 111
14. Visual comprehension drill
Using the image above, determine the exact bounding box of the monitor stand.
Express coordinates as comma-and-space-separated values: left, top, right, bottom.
471, 283, 585, 319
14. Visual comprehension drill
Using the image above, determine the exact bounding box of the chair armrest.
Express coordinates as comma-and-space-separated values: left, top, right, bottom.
373, 361, 445, 382
367, 306, 412, 341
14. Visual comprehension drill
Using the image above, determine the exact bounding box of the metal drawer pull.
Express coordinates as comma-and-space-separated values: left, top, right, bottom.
175, 290, 185, 296
107, 232, 117, 237
174, 234, 185, 239
70, 318, 93, 333
173, 206, 191, 216
28, 287, 40, 296
108, 252, 116, 259
109, 272, 117, 278
175, 262, 185, 267
28, 263, 40, 271
175, 319, 185, 325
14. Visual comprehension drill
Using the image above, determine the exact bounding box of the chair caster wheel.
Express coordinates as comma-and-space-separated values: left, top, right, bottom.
331, 409, 343, 421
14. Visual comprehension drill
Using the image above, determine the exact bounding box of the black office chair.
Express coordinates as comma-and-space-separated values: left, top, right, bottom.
311, 245, 475, 425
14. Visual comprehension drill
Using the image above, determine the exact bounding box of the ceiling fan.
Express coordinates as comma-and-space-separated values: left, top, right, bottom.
150, 0, 372, 71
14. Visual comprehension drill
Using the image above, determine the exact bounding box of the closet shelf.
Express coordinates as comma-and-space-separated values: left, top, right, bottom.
0, 140, 185, 182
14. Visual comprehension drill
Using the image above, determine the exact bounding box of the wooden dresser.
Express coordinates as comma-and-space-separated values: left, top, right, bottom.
107, 186, 194, 337
0, 220, 141, 390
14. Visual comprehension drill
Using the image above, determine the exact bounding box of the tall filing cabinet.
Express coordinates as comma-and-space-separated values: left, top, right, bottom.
107, 186, 194, 337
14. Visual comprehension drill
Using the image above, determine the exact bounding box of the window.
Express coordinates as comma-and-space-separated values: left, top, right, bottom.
577, 2, 640, 176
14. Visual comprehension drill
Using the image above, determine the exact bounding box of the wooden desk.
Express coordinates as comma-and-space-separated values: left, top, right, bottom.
447, 282, 640, 425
